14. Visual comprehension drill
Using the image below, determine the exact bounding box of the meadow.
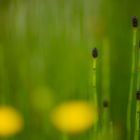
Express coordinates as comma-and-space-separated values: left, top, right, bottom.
0, 0, 140, 140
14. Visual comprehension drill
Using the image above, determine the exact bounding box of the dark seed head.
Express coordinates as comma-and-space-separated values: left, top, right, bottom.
132, 16, 138, 28
103, 100, 109, 108
92, 48, 98, 58
136, 90, 140, 100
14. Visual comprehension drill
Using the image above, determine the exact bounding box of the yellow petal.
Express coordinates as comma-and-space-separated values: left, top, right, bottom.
50, 101, 98, 134
0, 106, 24, 137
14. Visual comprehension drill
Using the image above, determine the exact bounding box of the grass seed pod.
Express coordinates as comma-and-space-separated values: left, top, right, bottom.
103, 100, 109, 108
132, 16, 138, 28
92, 48, 98, 58
136, 90, 140, 100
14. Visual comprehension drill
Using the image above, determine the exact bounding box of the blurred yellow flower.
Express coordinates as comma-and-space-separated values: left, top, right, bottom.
0, 106, 24, 137
50, 101, 98, 134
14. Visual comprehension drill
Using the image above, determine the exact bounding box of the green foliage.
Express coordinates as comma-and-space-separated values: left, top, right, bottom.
0, 0, 140, 140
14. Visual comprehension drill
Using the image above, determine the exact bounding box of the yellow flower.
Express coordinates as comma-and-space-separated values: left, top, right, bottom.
0, 106, 24, 137
50, 101, 98, 134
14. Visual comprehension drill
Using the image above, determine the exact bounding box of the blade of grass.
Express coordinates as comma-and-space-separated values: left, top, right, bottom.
127, 24, 138, 140
101, 38, 111, 135
134, 44, 140, 140
134, 99, 140, 140
92, 48, 98, 138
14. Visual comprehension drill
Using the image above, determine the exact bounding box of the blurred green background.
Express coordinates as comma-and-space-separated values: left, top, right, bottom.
0, 0, 140, 140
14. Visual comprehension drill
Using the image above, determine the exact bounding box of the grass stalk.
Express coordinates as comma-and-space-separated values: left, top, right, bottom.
92, 48, 98, 138
102, 106, 109, 135
134, 98, 140, 140
134, 44, 140, 140
101, 38, 111, 139
92, 58, 97, 107
127, 17, 138, 140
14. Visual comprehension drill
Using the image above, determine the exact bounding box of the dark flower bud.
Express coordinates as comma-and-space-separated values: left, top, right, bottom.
92, 48, 98, 58
103, 100, 109, 108
132, 16, 138, 28
136, 90, 140, 100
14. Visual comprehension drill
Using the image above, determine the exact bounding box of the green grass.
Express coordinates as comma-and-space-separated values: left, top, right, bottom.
134, 41, 140, 140
127, 28, 137, 140
0, 0, 140, 140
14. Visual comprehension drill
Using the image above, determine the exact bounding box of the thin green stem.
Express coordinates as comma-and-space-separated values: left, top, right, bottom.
101, 38, 111, 139
102, 108, 109, 134
136, 50, 140, 90
92, 58, 98, 138
92, 59, 97, 106
127, 29, 137, 140
134, 101, 140, 140
134, 49, 140, 140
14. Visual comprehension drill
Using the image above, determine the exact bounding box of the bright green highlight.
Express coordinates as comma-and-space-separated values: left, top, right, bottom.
127, 29, 137, 140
